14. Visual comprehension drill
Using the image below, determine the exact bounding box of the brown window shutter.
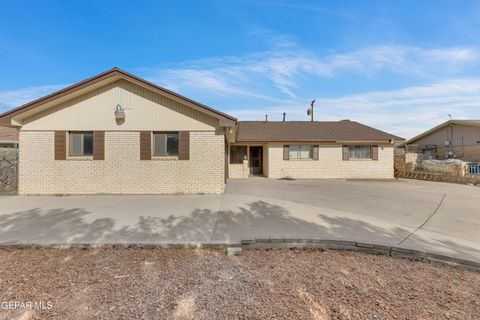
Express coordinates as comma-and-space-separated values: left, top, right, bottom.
178, 131, 190, 160
283, 145, 289, 160
54, 131, 66, 160
372, 145, 379, 160
342, 145, 349, 161
140, 131, 152, 160
93, 131, 105, 160
312, 145, 319, 160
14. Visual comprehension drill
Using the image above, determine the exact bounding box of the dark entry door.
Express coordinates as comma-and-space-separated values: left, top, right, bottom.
249, 146, 263, 175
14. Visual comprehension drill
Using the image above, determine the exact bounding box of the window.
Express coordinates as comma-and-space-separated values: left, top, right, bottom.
69, 131, 93, 156
289, 145, 313, 159
348, 145, 371, 159
230, 146, 247, 164
153, 132, 179, 156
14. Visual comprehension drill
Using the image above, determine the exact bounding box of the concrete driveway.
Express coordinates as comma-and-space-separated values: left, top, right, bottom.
0, 178, 479, 263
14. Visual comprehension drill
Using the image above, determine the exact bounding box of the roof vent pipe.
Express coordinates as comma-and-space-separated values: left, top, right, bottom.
283, 112, 286, 122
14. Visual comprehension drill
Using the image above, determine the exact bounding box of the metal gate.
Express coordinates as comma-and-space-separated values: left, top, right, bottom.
0, 142, 18, 194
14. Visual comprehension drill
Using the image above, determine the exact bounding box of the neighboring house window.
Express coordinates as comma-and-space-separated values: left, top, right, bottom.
348, 145, 371, 159
153, 132, 179, 156
230, 146, 247, 164
289, 145, 312, 159
69, 131, 93, 156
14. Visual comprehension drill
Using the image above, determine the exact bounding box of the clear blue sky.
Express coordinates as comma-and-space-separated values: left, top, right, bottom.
1, 0, 480, 138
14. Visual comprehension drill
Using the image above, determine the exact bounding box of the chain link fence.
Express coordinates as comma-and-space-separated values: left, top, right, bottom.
0, 142, 18, 193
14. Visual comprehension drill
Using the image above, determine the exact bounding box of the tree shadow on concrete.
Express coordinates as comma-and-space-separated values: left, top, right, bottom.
211, 201, 480, 261
0, 201, 478, 262
0, 208, 216, 244
212, 201, 410, 244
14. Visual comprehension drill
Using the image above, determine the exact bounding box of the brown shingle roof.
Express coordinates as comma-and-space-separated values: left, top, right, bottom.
236, 120, 404, 142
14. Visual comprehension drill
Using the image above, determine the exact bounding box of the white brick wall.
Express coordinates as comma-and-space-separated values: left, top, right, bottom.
267, 144, 394, 179
19, 130, 225, 194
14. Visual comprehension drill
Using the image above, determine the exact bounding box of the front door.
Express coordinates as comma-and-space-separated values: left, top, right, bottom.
249, 146, 263, 175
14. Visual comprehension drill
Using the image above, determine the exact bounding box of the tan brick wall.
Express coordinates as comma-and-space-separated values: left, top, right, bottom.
19, 130, 225, 194
228, 160, 249, 178
267, 144, 394, 179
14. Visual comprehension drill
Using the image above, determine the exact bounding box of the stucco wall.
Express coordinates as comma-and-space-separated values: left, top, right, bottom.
19, 130, 225, 194
267, 144, 394, 179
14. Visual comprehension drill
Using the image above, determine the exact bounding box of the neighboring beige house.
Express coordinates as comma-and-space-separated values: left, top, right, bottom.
0, 68, 403, 194
400, 120, 480, 161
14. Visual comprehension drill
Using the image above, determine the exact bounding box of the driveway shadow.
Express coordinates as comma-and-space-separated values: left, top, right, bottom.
0, 208, 216, 244
0, 201, 478, 262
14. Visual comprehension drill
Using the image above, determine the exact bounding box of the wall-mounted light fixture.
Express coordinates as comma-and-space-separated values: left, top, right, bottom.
114, 104, 125, 121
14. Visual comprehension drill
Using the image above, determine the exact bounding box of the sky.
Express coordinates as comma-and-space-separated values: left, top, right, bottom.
1, 1, 480, 138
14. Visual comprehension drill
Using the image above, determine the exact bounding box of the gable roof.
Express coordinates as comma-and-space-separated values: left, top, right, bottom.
0, 67, 237, 127
236, 120, 404, 143
402, 119, 480, 145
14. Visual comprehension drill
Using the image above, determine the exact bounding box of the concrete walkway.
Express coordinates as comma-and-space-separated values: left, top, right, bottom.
0, 178, 479, 263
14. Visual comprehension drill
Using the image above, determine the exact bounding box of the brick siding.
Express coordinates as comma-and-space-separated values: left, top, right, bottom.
18, 130, 225, 194
267, 144, 394, 179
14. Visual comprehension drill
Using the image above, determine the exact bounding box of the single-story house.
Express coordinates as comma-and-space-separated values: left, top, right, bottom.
400, 120, 480, 161
0, 68, 403, 195
228, 121, 404, 179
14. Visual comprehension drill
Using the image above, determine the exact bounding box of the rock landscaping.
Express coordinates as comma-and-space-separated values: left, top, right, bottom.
0, 248, 478, 319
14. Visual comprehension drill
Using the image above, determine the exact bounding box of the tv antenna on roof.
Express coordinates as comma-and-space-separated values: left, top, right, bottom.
307, 99, 315, 122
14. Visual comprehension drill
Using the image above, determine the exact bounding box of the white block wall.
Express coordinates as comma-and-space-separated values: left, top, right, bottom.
267, 144, 394, 179
19, 130, 225, 194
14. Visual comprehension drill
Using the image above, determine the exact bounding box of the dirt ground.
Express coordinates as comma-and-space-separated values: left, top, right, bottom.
0, 248, 478, 320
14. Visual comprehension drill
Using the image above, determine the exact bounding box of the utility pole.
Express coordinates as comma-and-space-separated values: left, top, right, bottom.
307, 99, 315, 122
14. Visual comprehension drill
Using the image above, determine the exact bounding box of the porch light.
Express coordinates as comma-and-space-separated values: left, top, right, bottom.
114, 104, 125, 121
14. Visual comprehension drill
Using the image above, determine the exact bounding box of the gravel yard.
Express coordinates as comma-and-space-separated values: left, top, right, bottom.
0, 248, 479, 320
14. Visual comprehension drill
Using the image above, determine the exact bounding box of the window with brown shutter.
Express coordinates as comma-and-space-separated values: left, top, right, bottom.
283, 145, 289, 160
54, 131, 67, 160
140, 131, 152, 160
371, 145, 379, 161
93, 131, 105, 160
342, 145, 349, 161
153, 132, 179, 156
69, 131, 93, 156
178, 131, 190, 160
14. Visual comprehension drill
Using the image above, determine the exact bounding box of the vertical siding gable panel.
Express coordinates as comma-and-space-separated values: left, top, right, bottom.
21, 80, 219, 131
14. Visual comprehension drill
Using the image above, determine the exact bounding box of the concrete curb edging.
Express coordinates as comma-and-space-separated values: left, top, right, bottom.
0, 239, 478, 272
240, 238, 480, 272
